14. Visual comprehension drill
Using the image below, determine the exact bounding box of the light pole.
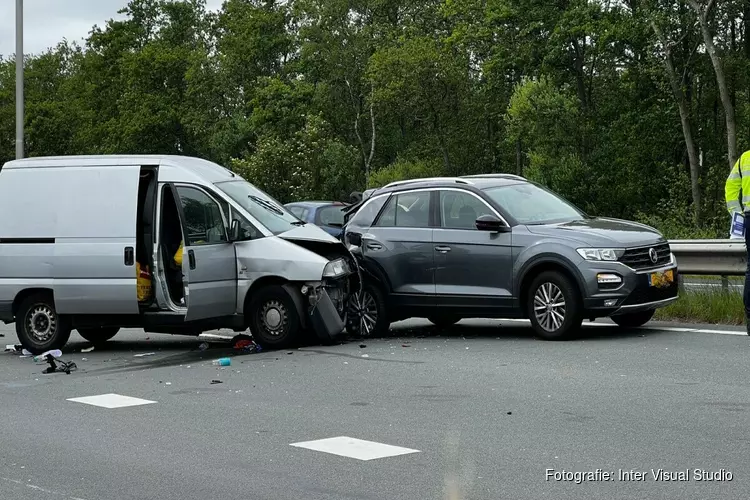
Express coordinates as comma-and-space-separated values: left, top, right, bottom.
15, 0, 24, 159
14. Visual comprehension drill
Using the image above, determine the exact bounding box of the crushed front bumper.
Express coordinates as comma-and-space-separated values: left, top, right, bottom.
303, 274, 353, 342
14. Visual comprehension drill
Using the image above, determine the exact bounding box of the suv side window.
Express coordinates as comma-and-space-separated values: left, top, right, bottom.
348, 195, 388, 228
440, 190, 495, 230
375, 191, 431, 228
176, 186, 228, 245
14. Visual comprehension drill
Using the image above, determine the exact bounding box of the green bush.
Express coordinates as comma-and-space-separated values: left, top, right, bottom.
368, 157, 444, 188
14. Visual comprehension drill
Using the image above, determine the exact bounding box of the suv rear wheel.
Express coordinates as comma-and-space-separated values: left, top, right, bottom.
611, 310, 655, 328
428, 316, 461, 328
527, 271, 583, 340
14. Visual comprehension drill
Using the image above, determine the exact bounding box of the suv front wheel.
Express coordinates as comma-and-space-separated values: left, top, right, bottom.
527, 271, 583, 340
347, 283, 389, 337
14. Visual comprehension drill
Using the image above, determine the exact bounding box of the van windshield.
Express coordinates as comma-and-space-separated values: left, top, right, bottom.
215, 180, 303, 235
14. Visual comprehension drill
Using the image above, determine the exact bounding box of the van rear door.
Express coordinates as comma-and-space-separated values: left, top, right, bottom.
172, 184, 237, 320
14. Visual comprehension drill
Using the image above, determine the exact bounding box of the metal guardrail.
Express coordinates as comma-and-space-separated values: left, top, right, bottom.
669, 239, 746, 276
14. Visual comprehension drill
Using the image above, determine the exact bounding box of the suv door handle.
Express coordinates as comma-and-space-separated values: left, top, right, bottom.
435, 245, 451, 253
188, 249, 196, 270
366, 242, 383, 251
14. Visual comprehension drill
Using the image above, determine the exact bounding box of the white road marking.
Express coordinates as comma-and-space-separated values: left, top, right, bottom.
67, 393, 157, 409
290, 436, 420, 461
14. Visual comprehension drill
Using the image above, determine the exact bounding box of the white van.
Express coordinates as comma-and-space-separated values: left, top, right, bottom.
0, 155, 356, 353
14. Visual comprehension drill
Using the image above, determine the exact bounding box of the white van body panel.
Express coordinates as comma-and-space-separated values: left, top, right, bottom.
0, 155, 351, 333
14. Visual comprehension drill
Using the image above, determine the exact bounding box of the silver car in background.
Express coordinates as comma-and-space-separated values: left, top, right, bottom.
0, 155, 355, 353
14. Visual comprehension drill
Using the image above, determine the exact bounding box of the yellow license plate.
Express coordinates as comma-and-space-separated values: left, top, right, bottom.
649, 269, 674, 288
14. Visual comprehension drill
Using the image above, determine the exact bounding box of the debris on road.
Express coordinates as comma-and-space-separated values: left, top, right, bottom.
361, 354, 369, 358
213, 357, 231, 367
233, 336, 262, 354
507, 412, 512, 415
359, 344, 367, 348
32, 350, 62, 362
165, 382, 172, 386
198, 342, 209, 351
211, 379, 223, 384
402, 344, 411, 348
42, 355, 76, 375
134, 352, 156, 358
82, 346, 95, 353
287, 351, 293, 355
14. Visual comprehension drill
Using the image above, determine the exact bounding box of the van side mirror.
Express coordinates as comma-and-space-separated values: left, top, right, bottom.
476, 214, 510, 233
230, 219, 241, 241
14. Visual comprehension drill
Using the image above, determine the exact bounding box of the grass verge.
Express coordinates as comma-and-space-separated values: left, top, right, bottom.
655, 287, 744, 325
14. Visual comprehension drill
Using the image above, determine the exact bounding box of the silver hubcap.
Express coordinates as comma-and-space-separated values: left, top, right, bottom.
260, 300, 287, 336
350, 291, 378, 336
534, 283, 566, 332
27, 305, 57, 342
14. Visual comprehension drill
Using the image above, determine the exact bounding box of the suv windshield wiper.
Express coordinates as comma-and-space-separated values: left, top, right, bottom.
248, 195, 284, 216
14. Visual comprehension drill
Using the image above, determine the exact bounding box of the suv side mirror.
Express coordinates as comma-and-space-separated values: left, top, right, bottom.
230, 219, 241, 241
347, 231, 363, 247
476, 214, 510, 233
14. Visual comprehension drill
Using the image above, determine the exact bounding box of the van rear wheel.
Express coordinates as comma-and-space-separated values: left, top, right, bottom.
77, 327, 120, 345
248, 285, 300, 350
15, 293, 72, 354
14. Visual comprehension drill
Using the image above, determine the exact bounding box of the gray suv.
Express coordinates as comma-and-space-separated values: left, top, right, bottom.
343, 174, 678, 340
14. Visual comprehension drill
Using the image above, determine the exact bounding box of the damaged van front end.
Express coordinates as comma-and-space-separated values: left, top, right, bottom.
232, 222, 359, 348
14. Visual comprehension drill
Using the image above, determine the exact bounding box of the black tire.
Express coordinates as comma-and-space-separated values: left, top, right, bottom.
611, 310, 655, 328
77, 327, 120, 345
248, 285, 301, 349
527, 271, 583, 340
427, 316, 461, 328
15, 293, 72, 354
346, 282, 390, 337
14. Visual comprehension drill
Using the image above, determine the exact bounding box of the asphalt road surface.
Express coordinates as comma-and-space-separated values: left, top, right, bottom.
2, 318, 749, 500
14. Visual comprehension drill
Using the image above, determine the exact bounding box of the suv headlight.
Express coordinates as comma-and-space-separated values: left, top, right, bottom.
323, 258, 350, 278
576, 248, 623, 261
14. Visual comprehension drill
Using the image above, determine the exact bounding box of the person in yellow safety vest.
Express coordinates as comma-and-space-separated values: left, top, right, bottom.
724, 150, 750, 335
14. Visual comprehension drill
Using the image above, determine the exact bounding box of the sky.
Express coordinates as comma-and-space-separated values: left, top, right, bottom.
0, 0, 224, 58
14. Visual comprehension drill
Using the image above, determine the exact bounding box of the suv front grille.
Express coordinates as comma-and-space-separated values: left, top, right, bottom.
619, 243, 671, 270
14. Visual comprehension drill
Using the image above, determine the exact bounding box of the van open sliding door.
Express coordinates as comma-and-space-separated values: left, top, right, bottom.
53, 163, 141, 315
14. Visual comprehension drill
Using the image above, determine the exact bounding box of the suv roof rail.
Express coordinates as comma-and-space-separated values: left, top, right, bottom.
461, 173, 526, 181
383, 177, 474, 189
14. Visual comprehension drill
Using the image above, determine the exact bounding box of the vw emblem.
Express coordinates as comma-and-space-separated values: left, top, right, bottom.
648, 247, 658, 264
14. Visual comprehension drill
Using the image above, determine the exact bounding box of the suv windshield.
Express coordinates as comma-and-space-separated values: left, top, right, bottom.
483, 183, 586, 225
215, 180, 303, 235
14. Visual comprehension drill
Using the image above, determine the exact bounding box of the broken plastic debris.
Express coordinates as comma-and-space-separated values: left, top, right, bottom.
212, 357, 231, 366
359, 344, 367, 348
210, 379, 223, 384
402, 344, 410, 347
198, 342, 209, 351
134, 352, 156, 357
165, 382, 172, 386
361, 354, 369, 358
33, 349, 62, 362
5, 344, 21, 353
82, 346, 95, 353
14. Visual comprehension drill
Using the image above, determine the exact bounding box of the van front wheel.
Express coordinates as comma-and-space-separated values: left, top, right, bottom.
248, 286, 300, 350
15, 294, 72, 354
78, 327, 120, 345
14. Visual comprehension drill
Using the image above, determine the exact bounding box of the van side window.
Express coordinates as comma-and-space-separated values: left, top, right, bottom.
176, 186, 228, 245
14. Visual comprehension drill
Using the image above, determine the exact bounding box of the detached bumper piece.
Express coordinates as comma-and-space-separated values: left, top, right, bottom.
307, 287, 345, 342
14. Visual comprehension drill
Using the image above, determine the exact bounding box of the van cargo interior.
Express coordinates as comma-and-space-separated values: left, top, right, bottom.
159, 185, 185, 305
